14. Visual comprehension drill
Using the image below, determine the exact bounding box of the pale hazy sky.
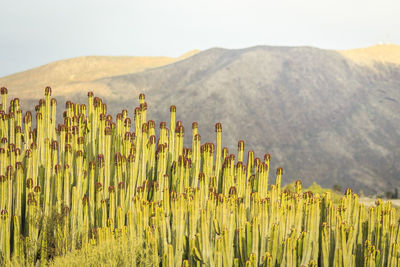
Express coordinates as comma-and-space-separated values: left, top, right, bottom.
0, 0, 399, 77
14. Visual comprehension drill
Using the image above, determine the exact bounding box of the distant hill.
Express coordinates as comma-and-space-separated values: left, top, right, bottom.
1, 45, 400, 194
0, 50, 199, 100
339, 44, 400, 66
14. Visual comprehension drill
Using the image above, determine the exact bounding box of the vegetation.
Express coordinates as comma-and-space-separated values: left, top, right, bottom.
0, 87, 399, 266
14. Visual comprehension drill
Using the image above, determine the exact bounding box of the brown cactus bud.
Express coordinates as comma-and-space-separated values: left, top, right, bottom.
71, 126, 78, 135
65, 144, 72, 153
134, 107, 141, 117
1, 210, 9, 219
65, 132, 72, 143
97, 154, 105, 168
345, 188, 353, 195
15, 148, 21, 157
82, 195, 89, 206
199, 172, 205, 182
124, 132, 131, 141
55, 164, 61, 174
44, 86, 52, 96
8, 143, 15, 153
88, 91, 94, 98
6, 165, 13, 179
116, 113, 122, 121
76, 150, 83, 158
103, 127, 111, 136
88, 161, 95, 170
303, 191, 313, 198
118, 181, 125, 190
0, 87, 7, 95
192, 121, 198, 129
108, 185, 115, 193
176, 125, 185, 136
34, 185, 41, 193
229, 186, 237, 196
65, 100, 72, 109
148, 120, 155, 129
124, 118, 131, 128
178, 156, 184, 166
136, 186, 143, 193
276, 167, 283, 175
142, 123, 148, 133
139, 93, 145, 101
15, 162, 23, 171
95, 182, 103, 192
15, 126, 21, 136
170, 105, 176, 112
26, 178, 34, 190
215, 122, 222, 132
58, 124, 65, 132
237, 141, 244, 151
30, 142, 37, 150
149, 135, 156, 145
140, 102, 147, 111
160, 121, 166, 129
51, 140, 58, 150
77, 136, 84, 145
114, 153, 122, 166
27, 197, 37, 206
63, 206, 70, 214
128, 153, 135, 163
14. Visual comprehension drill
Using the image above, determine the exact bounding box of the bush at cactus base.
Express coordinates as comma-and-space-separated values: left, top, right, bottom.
0, 86, 399, 266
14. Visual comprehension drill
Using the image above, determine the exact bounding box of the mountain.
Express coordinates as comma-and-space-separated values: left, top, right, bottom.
0, 50, 199, 100
2, 45, 400, 194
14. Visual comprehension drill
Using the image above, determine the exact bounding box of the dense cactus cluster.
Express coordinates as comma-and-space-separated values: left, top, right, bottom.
0, 87, 399, 266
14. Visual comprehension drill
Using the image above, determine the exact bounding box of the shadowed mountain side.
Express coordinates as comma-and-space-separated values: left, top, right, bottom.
96, 46, 400, 194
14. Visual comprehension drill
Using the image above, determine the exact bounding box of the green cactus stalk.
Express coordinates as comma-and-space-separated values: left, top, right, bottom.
1, 210, 10, 262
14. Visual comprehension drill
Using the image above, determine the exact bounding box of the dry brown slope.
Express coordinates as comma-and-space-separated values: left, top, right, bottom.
0, 50, 199, 99
338, 44, 400, 66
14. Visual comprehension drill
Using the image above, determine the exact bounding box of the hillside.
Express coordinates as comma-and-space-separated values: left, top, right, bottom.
339, 44, 400, 66
97, 45, 400, 194
0, 50, 199, 100
2, 45, 400, 193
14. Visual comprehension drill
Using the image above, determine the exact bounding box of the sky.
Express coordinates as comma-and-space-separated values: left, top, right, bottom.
0, 0, 399, 77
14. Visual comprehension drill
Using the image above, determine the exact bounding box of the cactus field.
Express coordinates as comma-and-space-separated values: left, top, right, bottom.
0, 86, 400, 266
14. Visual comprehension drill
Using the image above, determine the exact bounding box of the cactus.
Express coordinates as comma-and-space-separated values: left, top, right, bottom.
0, 88, 398, 266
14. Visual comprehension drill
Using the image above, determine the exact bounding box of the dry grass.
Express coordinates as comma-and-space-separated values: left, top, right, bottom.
49, 237, 158, 267
338, 44, 400, 66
